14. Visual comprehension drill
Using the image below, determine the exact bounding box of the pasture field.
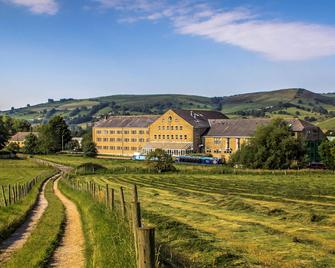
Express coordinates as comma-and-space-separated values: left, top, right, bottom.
38, 155, 335, 267
0, 159, 56, 241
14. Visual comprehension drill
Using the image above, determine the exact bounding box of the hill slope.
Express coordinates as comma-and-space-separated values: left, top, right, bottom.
2, 89, 335, 130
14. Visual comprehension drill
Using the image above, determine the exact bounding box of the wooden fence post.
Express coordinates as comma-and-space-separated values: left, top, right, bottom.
1, 185, 7, 207
105, 184, 110, 208
111, 188, 115, 211
8, 185, 12, 205
132, 201, 142, 261
137, 227, 155, 268
120, 186, 126, 219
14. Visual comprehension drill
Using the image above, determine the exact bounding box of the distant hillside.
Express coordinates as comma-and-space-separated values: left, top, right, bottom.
2, 89, 335, 130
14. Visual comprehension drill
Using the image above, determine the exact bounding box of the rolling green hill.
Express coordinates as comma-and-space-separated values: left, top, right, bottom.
2, 89, 335, 130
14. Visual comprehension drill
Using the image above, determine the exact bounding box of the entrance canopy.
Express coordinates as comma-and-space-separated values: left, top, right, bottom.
142, 142, 193, 156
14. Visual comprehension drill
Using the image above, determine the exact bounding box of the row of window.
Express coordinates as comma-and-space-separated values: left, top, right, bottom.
97, 138, 148, 143
153, 134, 188, 140
157, 126, 183, 131
96, 130, 148, 135
97, 146, 139, 151
213, 137, 241, 149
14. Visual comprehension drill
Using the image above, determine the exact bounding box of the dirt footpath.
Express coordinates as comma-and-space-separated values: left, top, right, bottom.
50, 177, 85, 268
0, 176, 55, 263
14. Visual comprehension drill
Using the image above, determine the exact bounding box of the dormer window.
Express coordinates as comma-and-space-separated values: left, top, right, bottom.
168, 116, 172, 122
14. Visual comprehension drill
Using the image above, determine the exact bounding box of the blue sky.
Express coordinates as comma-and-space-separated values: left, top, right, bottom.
1, 0, 335, 110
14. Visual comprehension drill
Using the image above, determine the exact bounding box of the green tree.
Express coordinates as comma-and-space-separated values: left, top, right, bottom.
0, 117, 9, 150
23, 133, 39, 154
319, 140, 335, 170
38, 116, 72, 153
82, 132, 97, 157
146, 149, 176, 173
230, 119, 306, 169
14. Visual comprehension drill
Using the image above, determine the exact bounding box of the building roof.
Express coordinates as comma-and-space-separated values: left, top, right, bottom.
207, 119, 271, 137
206, 118, 323, 138
10, 132, 38, 142
172, 109, 228, 128
94, 115, 159, 128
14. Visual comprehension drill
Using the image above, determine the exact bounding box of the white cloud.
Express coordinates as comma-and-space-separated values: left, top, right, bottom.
5, 0, 59, 15
94, 0, 335, 61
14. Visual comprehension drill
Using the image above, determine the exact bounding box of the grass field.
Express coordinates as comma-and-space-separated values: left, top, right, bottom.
2, 178, 65, 268
37, 155, 335, 267
0, 159, 55, 241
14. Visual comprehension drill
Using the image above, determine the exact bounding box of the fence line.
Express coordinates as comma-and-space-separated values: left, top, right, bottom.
66, 178, 155, 268
0, 177, 39, 207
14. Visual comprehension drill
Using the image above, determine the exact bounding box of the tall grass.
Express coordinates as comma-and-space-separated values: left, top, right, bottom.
59, 180, 136, 268
0, 170, 57, 242
2, 179, 65, 268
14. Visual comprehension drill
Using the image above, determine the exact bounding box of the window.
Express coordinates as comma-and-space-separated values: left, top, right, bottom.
214, 137, 222, 145
109, 130, 115, 134
175, 135, 178, 139
171, 126, 174, 130
97, 138, 102, 142
124, 147, 129, 150
124, 130, 129, 134
158, 135, 161, 139
154, 135, 157, 139
180, 126, 183, 130
214, 149, 221, 154
167, 126, 170, 130
158, 126, 161, 130
162, 135, 165, 139
131, 147, 137, 150
97, 146, 102, 149
180, 135, 183, 140
103, 146, 108, 149
139, 130, 145, 134
131, 138, 137, 142
103, 130, 108, 134
109, 146, 115, 150
96, 130, 101, 134
226, 138, 231, 149
117, 146, 122, 150
110, 138, 115, 142
168, 116, 172, 122
171, 135, 174, 139
184, 135, 187, 140
124, 138, 129, 142
132, 130, 137, 134
117, 130, 122, 134
162, 126, 165, 130
117, 138, 122, 142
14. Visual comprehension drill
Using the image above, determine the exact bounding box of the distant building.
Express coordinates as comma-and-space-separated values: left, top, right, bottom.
93, 109, 324, 162
93, 115, 159, 156
204, 118, 324, 162
9, 132, 38, 148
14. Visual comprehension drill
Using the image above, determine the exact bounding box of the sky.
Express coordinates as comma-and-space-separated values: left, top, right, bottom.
1, 0, 335, 110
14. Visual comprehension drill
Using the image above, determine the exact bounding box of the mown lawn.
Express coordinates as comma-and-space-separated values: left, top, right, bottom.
36, 155, 335, 267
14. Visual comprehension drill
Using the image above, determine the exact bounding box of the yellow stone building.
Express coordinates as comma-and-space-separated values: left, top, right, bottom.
93, 109, 227, 156
8, 132, 38, 148
204, 118, 325, 162
93, 115, 158, 156
143, 109, 227, 155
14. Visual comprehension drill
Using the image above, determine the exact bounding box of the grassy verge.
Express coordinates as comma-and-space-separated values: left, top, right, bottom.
0, 170, 57, 242
59, 180, 136, 268
2, 178, 65, 268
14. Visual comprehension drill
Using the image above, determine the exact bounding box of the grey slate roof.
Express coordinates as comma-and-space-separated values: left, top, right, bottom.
206, 118, 324, 138
172, 109, 228, 128
207, 119, 271, 137
94, 115, 159, 128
